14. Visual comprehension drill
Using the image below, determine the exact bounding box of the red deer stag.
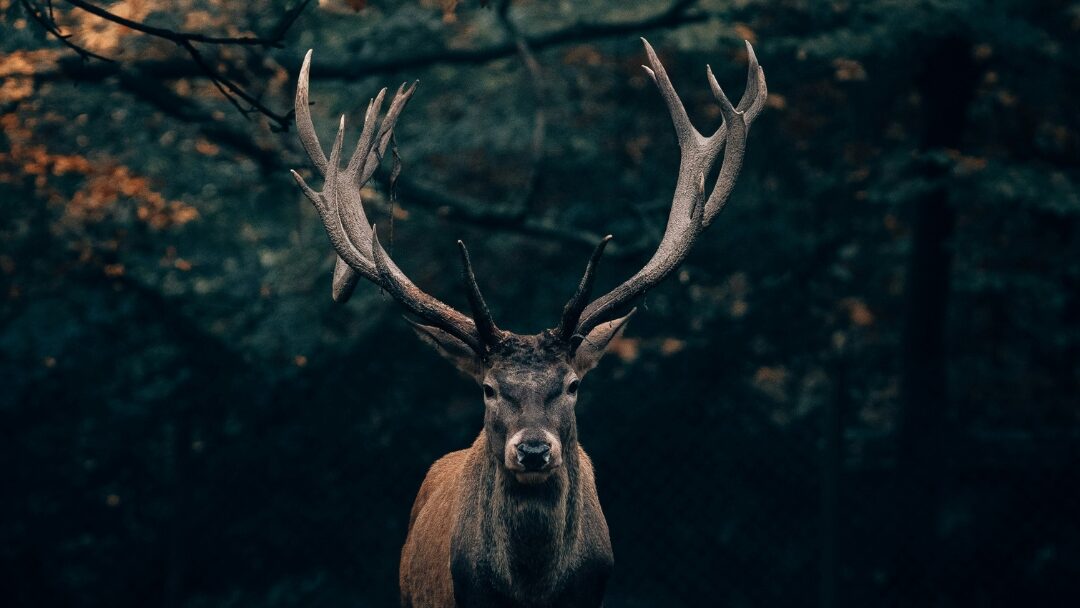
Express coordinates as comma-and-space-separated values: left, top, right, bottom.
290, 38, 766, 608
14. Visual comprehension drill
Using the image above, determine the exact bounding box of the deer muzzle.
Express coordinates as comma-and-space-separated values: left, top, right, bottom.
506, 429, 561, 482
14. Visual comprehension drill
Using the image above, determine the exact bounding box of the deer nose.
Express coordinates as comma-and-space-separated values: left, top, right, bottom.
516, 441, 551, 471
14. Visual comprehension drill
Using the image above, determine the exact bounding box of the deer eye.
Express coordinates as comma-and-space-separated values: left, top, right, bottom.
483, 384, 496, 399
566, 379, 580, 395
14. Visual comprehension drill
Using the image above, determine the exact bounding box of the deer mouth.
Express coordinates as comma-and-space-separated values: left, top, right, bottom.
513, 469, 558, 485
506, 448, 562, 485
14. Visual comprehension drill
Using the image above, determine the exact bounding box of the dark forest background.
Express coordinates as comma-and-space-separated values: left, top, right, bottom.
2, 1, 1079, 606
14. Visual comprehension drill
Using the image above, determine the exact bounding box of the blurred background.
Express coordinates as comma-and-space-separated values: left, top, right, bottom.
2, 1, 1079, 606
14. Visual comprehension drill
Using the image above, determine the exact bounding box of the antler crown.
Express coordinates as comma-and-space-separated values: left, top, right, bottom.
292, 39, 766, 356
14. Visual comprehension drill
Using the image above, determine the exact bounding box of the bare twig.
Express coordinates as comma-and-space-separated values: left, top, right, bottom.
177, 38, 293, 129
63, 0, 310, 129
387, 175, 651, 258
19, 0, 113, 62
61, 0, 288, 47
24, 0, 311, 129
267, 0, 312, 43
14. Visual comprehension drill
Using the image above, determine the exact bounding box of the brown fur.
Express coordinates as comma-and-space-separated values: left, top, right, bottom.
399, 431, 612, 608
399, 447, 467, 607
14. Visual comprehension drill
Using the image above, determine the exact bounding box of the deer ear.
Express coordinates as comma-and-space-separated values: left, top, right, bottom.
407, 320, 485, 382
571, 309, 635, 377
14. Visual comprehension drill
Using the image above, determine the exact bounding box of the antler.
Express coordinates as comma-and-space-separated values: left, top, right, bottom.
291, 49, 503, 355
559, 38, 767, 342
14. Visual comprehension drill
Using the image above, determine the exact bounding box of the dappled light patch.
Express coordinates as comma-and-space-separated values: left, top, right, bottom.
606, 335, 640, 363
63, 0, 152, 55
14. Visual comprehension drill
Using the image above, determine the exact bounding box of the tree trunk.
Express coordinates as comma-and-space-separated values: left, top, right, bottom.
895, 36, 979, 606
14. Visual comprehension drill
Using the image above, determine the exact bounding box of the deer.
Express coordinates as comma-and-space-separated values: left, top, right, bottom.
289, 38, 766, 608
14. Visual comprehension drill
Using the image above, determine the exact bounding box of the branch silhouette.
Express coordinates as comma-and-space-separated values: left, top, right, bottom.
22, 0, 311, 129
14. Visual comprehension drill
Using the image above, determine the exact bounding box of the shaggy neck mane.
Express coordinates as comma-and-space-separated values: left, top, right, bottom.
477, 427, 582, 593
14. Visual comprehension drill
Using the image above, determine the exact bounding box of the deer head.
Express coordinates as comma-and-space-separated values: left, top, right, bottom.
291, 39, 766, 485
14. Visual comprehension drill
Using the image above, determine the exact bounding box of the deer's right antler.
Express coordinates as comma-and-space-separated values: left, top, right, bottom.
558, 38, 768, 344
291, 50, 504, 356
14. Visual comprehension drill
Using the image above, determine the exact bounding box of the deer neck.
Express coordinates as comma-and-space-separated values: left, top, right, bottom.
479, 431, 583, 586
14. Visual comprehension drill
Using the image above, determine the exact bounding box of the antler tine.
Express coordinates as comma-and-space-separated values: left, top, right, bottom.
328, 94, 379, 302
361, 81, 419, 185
372, 228, 483, 353
457, 241, 501, 349
641, 38, 697, 147
739, 41, 768, 118
701, 42, 767, 144
701, 64, 747, 226
571, 39, 767, 338
327, 114, 347, 181
699, 41, 767, 225
344, 87, 388, 179
295, 49, 327, 175
558, 235, 612, 342
331, 257, 360, 302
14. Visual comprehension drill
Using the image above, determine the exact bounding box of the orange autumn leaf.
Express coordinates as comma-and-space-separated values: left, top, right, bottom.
1, 113, 198, 231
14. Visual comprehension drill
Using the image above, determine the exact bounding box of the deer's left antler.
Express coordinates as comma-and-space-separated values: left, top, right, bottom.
558, 38, 768, 343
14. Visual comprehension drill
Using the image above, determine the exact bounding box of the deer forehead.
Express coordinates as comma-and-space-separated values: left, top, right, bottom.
488, 334, 570, 373
489, 361, 571, 398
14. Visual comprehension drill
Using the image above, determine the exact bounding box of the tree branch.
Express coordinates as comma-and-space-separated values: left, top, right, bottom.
24, 0, 311, 129
176, 38, 293, 129
61, 0, 289, 47
311, 0, 703, 81
19, 0, 113, 62
19, 0, 704, 84
387, 175, 651, 258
